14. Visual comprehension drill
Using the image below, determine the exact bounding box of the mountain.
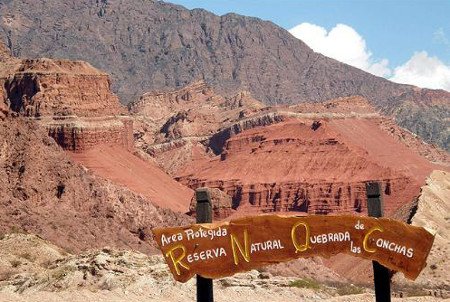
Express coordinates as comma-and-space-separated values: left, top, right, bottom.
0, 47, 194, 254
0, 0, 448, 150
129, 80, 448, 218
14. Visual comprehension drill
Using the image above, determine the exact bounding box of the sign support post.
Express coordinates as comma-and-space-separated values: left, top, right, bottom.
366, 182, 391, 302
195, 188, 214, 302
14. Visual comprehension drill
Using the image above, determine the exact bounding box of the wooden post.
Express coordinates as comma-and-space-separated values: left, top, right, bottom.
366, 182, 391, 302
195, 188, 214, 302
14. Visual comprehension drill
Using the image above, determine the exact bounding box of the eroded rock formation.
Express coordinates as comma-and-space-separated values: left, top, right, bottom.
0, 116, 192, 254
131, 81, 447, 218
0, 54, 132, 152
176, 114, 446, 217
1, 0, 448, 151
45, 116, 134, 152
0, 45, 193, 212
130, 80, 267, 174
4, 58, 125, 117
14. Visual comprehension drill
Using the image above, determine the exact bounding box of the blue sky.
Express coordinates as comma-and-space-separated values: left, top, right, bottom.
167, 0, 450, 91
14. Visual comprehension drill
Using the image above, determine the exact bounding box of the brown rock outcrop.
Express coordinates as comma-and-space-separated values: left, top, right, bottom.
0, 116, 192, 255
0, 54, 132, 152
131, 80, 267, 174
4, 58, 125, 117
392, 170, 450, 289
177, 118, 444, 216
45, 116, 134, 152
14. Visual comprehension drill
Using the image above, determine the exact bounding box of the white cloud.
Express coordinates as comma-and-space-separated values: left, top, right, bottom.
390, 51, 450, 91
289, 22, 450, 92
289, 23, 391, 77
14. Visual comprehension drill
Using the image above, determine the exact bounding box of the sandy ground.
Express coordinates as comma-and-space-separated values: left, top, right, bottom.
1, 286, 448, 302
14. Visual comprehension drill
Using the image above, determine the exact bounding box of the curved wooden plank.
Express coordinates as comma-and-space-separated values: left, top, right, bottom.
152, 215, 434, 283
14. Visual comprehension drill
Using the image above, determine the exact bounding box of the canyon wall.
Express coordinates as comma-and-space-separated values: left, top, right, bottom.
4, 58, 125, 117
45, 116, 134, 152
131, 80, 267, 174
1, 57, 132, 152
2, 0, 448, 151
177, 118, 441, 217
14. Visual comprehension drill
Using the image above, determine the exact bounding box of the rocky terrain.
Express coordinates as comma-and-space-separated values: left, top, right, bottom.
0, 48, 193, 253
131, 80, 447, 218
0, 116, 192, 254
0, 2, 448, 300
0, 0, 448, 150
0, 232, 447, 302
177, 118, 439, 217
0, 43, 194, 212
393, 170, 449, 290
130, 80, 267, 174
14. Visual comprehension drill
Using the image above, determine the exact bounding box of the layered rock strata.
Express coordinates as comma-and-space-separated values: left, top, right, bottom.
130, 80, 267, 174
0, 57, 131, 152
2, 0, 449, 151
4, 58, 125, 117
0, 117, 192, 254
45, 116, 134, 152
177, 119, 442, 216
0, 49, 193, 212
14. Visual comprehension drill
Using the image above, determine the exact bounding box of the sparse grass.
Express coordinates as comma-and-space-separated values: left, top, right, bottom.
288, 278, 321, 290
404, 287, 430, 297
336, 284, 365, 296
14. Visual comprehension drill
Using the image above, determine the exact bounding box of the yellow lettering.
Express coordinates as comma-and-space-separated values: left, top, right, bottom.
230, 230, 251, 265
363, 226, 384, 253
165, 244, 190, 275
291, 221, 310, 253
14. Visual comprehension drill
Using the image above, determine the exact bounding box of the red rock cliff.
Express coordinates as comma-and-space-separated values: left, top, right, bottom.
1, 57, 132, 152
177, 119, 441, 216
4, 58, 125, 117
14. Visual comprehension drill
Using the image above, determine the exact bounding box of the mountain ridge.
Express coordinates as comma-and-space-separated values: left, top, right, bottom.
0, 0, 448, 149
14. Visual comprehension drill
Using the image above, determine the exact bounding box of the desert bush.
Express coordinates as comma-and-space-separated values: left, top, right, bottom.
336, 284, 365, 296
288, 278, 321, 290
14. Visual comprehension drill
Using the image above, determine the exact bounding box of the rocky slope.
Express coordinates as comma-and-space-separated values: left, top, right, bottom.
0, 45, 193, 211
0, 233, 447, 301
131, 81, 447, 218
392, 170, 449, 290
0, 116, 192, 254
130, 80, 267, 174
69, 145, 193, 212
0, 0, 448, 150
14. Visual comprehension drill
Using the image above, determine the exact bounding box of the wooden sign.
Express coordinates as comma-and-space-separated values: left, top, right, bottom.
152, 215, 434, 283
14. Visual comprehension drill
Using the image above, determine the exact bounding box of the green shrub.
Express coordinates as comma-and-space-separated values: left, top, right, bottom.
289, 278, 321, 290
